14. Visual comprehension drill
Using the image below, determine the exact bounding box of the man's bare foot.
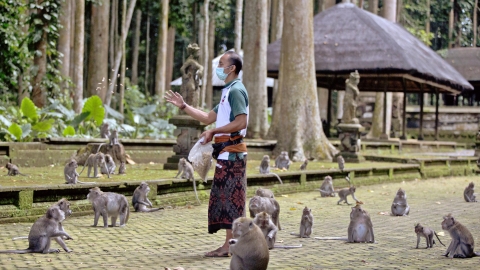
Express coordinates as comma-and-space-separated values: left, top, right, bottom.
204, 246, 229, 257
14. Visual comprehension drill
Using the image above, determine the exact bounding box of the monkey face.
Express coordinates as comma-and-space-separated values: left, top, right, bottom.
469, 182, 475, 188
47, 206, 66, 222
140, 182, 151, 193
441, 214, 455, 230
57, 199, 72, 217
69, 161, 78, 168
249, 197, 261, 209
232, 217, 254, 238
396, 188, 406, 197
87, 187, 102, 200
414, 224, 423, 233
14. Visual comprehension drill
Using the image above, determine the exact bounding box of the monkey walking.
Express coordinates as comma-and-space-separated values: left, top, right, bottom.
64, 160, 96, 184
463, 182, 477, 202
275, 151, 291, 170
441, 213, 480, 258
337, 176, 359, 205
132, 182, 164, 212
5, 162, 27, 176
229, 217, 270, 270
414, 223, 445, 249
249, 195, 281, 230
254, 212, 302, 250
259, 155, 283, 184
87, 187, 129, 227
0, 205, 73, 254
176, 158, 201, 204
391, 188, 410, 216
79, 153, 111, 178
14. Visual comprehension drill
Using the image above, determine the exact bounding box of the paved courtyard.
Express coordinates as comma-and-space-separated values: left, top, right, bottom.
0, 175, 480, 269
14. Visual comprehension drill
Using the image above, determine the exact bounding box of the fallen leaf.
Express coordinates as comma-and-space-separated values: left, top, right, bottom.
290, 207, 297, 211
368, 190, 374, 193
378, 212, 390, 215
436, 202, 441, 204
276, 240, 284, 243
437, 231, 445, 236
281, 195, 289, 198
149, 162, 155, 165
297, 202, 303, 205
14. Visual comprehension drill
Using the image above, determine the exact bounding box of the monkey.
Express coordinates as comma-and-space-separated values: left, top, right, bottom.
275, 151, 291, 170
441, 213, 480, 258
175, 158, 201, 204
101, 154, 116, 175
87, 187, 129, 227
415, 223, 445, 249
337, 176, 359, 205
391, 188, 410, 216
299, 207, 313, 238
318, 175, 336, 197
109, 129, 119, 146
64, 159, 96, 184
111, 143, 127, 174
253, 212, 278, 249
255, 188, 274, 198
249, 195, 281, 230
100, 123, 110, 139
5, 162, 27, 176
347, 204, 374, 243
132, 182, 164, 212
337, 155, 345, 172
0, 205, 73, 254
79, 153, 110, 178
118, 161, 126, 174
259, 155, 283, 184
299, 159, 308, 170
229, 217, 269, 270
464, 182, 477, 202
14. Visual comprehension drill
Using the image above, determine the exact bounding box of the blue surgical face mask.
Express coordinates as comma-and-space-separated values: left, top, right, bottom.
216, 65, 232, 81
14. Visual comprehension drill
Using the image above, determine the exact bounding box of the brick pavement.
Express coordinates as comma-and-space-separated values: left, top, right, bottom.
0, 176, 480, 269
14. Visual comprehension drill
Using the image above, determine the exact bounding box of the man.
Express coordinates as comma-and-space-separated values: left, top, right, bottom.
165, 50, 249, 257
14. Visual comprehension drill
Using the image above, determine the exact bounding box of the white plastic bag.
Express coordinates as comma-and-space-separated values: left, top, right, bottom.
188, 137, 213, 183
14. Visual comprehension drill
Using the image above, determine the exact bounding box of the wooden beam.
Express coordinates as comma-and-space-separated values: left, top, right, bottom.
400, 78, 407, 140
418, 84, 425, 141
435, 88, 440, 141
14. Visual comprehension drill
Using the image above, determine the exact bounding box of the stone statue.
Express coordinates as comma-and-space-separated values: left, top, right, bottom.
180, 43, 203, 108
342, 70, 361, 124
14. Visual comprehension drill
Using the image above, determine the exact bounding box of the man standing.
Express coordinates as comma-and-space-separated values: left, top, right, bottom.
165, 51, 249, 257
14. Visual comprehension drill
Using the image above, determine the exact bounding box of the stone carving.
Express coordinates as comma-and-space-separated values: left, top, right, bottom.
180, 43, 203, 109
338, 132, 361, 152
342, 70, 361, 124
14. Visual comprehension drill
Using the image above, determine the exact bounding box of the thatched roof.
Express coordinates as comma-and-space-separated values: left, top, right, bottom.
444, 48, 480, 88
267, 3, 473, 94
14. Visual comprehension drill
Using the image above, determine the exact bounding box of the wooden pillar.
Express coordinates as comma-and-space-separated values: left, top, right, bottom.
327, 86, 332, 138
380, 76, 389, 139
418, 85, 424, 141
400, 79, 407, 140
434, 89, 440, 141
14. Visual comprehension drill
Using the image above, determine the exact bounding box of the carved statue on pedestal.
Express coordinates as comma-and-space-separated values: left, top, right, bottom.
342, 70, 361, 124
180, 43, 203, 109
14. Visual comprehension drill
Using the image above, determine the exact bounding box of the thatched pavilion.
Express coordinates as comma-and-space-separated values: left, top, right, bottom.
267, 3, 473, 140
444, 47, 480, 104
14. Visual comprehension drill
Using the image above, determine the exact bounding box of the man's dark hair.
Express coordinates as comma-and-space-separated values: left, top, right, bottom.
225, 51, 243, 75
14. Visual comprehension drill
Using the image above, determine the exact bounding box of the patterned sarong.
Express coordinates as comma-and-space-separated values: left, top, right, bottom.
208, 156, 247, 234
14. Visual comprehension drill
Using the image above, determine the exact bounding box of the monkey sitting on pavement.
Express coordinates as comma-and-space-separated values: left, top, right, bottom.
229, 217, 269, 270
87, 187, 129, 227
318, 176, 336, 197
132, 182, 164, 212
64, 159, 96, 184
441, 213, 480, 258
5, 162, 27, 176
290, 206, 314, 238
253, 212, 303, 250
347, 204, 374, 243
391, 188, 410, 216
79, 153, 111, 178
259, 155, 283, 184
415, 223, 445, 249
176, 158, 201, 204
0, 205, 73, 254
249, 195, 281, 230
464, 182, 477, 202
275, 151, 291, 170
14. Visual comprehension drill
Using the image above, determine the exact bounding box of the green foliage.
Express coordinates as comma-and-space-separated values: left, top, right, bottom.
20, 97, 38, 121
82, 95, 105, 126
62, 125, 75, 136
8, 123, 22, 141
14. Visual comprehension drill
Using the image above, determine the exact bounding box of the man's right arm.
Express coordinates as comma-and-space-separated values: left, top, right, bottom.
183, 104, 216, 125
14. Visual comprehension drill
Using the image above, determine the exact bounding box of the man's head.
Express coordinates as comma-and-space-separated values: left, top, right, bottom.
217, 51, 243, 83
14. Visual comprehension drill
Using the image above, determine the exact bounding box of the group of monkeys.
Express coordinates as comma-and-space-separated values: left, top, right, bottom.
0, 181, 161, 254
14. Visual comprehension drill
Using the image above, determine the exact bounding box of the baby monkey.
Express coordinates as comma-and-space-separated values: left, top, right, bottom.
132, 182, 164, 212
259, 155, 283, 184
337, 176, 359, 205
5, 162, 27, 176
414, 223, 445, 249
176, 158, 201, 204
464, 182, 477, 202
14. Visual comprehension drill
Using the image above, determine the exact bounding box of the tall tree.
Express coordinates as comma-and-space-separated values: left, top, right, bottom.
474, 0, 478, 46
234, 0, 243, 52
145, 15, 151, 95
58, 0, 71, 79
368, 0, 378, 13
448, 0, 454, 48
31, 1, 49, 108
154, 0, 169, 99
200, 0, 210, 107
131, 9, 141, 85
87, 0, 110, 101
165, 27, 176, 91
206, 16, 215, 109
73, 0, 85, 113
275, 0, 337, 160
119, 0, 126, 117
325, 0, 336, 9
244, 0, 268, 138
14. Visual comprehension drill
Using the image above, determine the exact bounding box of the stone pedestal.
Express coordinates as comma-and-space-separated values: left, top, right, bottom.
163, 115, 206, 170
336, 123, 365, 163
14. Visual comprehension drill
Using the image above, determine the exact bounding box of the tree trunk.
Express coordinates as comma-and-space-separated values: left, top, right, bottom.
73, 0, 85, 113
165, 27, 176, 91
244, 0, 268, 138
154, 0, 169, 99
276, 0, 337, 161
131, 9, 142, 85
145, 15, 151, 96
396, 0, 402, 23
119, 0, 126, 119
325, 0, 336, 9
31, 30, 48, 108
266, 0, 283, 139
474, 0, 478, 47
317, 0, 324, 12
367, 0, 378, 14
206, 17, 215, 109
200, 0, 210, 108
110, 0, 117, 76
367, 0, 395, 139
87, 0, 110, 101
234, 0, 243, 52
104, 0, 137, 109
58, 0, 71, 79
448, 0, 454, 49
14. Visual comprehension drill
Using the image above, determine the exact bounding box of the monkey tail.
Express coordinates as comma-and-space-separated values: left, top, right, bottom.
11, 236, 28, 241
0, 249, 31, 254
269, 173, 283, 185
95, 143, 105, 153
125, 205, 130, 224
434, 232, 446, 247
193, 178, 201, 205
78, 165, 86, 176
274, 244, 303, 249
